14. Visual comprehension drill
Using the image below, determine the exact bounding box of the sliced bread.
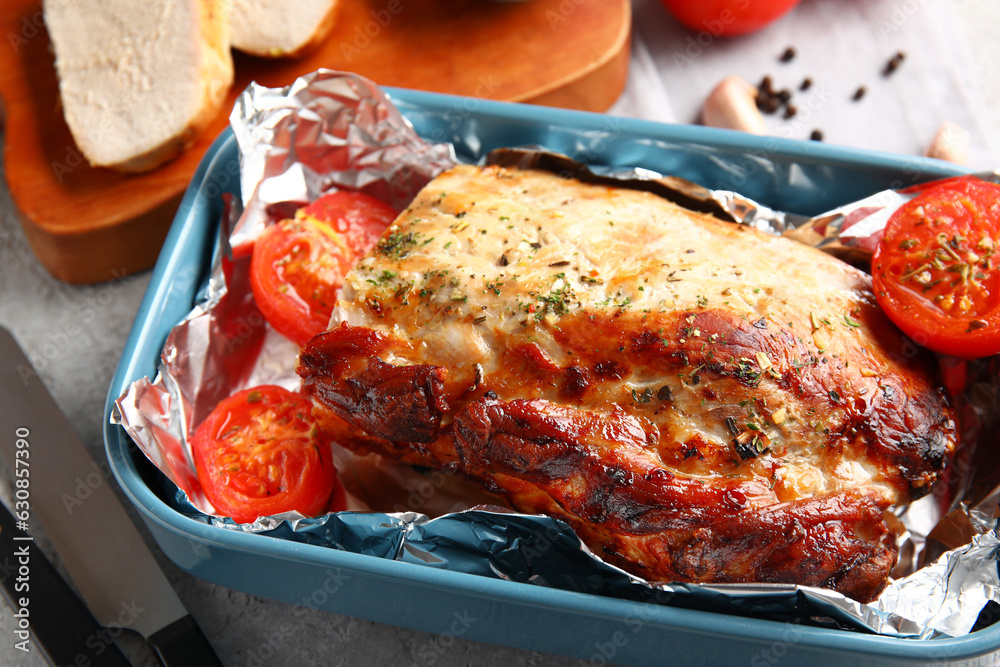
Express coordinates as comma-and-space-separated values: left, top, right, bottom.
230, 0, 340, 58
43, 0, 234, 173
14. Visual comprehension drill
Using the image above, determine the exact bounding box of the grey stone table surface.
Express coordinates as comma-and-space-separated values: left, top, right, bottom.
2, 1, 1000, 666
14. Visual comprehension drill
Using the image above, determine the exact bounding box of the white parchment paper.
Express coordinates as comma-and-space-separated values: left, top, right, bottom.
610, 0, 1000, 170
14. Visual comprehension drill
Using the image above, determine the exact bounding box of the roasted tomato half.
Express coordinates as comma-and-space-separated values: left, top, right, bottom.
250, 191, 397, 345
659, 0, 801, 36
191, 385, 343, 523
872, 177, 1000, 359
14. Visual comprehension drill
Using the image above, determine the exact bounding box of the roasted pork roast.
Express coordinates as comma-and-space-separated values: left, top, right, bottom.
298, 164, 958, 602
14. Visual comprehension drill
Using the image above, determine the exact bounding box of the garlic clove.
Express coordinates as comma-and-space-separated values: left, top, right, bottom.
701, 76, 766, 135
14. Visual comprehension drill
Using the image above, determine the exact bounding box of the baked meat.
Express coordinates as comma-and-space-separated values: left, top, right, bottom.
298, 164, 958, 602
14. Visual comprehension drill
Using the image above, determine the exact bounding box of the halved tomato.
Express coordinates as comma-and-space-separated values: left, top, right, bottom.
191, 385, 343, 523
872, 177, 1000, 359
250, 191, 397, 345
296, 191, 397, 255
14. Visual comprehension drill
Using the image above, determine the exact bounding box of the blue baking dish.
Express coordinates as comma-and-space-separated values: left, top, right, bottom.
104, 88, 999, 666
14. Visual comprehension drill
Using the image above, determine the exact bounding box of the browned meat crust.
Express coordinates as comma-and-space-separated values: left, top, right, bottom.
297, 164, 958, 601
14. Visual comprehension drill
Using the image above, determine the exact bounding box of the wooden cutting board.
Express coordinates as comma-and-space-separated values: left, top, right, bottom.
0, 0, 630, 284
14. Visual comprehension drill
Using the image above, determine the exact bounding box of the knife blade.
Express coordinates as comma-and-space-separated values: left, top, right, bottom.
0, 497, 132, 666
0, 326, 222, 667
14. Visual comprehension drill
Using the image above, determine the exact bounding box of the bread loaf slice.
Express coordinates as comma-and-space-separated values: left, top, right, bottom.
230, 0, 340, 58
43, 0, 234, 173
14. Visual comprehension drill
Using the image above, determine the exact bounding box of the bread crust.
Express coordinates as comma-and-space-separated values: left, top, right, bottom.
230, 0, 340, 59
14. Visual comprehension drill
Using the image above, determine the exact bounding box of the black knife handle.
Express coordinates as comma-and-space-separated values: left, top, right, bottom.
148, 614, 223, 667
0, 501, 132, 667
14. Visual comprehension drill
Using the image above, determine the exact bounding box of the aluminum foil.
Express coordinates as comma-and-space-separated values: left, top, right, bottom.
484, 147, 807, 234
113, 69, 1000, 641
229, 71, 456, 252
784, 170, 1000, 267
